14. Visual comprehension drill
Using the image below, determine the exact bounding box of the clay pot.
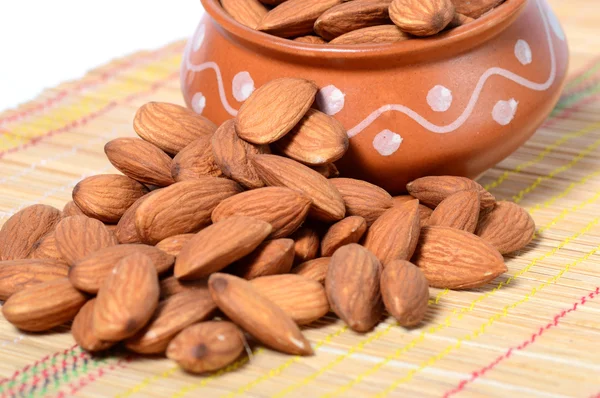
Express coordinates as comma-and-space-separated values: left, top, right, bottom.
180, 0, 569, 194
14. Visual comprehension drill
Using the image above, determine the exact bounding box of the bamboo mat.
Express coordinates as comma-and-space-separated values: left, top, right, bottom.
2, 2, 600, 397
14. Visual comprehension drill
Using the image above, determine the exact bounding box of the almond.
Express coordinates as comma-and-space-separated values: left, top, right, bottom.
363, 200, 420, 265
0, 259, 69, 300
257, 0, 342, 37
69, 244, 174, 294
2, 278, 87, 332
428, 190, 480, 233
311, 163, 340, 178
447, 11, 474, 28
54, 216, 118, 266
211, 187, 311, 239
155, 233, 195, 257
208, 273, 313, 355
314, 0, 392, 40
167, 321, 245, 373
171, 135, 223, 181
0, 205, 61, 261
274, 109, 348, 165
28, 230, 62, 261
451, 0, 503, 18
392, 195, 415, 205
475, 201, 535, 254
291, 226, 320, 264
330, 178, 393, 225
175, 216, 272, 280
326, 243, 383, 332
221, 0, 268, 29
93, 253, 160, 341
229, 239, 295, 279
329, 24, 409, 44
253, 154, 345, 222
321, 216, 367, 257
115, 191, 159, 244
418, 204, 433, 227
406, 176, 495, 209
135, 177, 242, 244
293, 35, 327, 44
380, 260, 429, 326
211, 119, 270, 189
72, 299, 115, 352
125, 289, 217, 354
104, 137, 174, 187
413, 226, 507, 289
235, 78, 318, 144
133, 102, 217, 155
62, 201, 85, 217
73, 174, 149, 223
292, 257, 330, 284
389, 0, 455, 36
251, 274, 329, 325
159, 276, 208, 299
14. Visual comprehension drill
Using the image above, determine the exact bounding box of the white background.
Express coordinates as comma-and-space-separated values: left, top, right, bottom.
0, 1, 205, 112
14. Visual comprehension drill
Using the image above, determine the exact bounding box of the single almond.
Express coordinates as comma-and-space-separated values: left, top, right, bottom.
450, 0, 503, 18
175, 216, 272, 280
311, 163, 340, 178
0, 259, 69, 300
315, 0, 392, 40
393, 197, 432, 227
211, 119, 270, 189
413, 226, 507, 289
167, 321, 245, 373
428, 190, 480, 233
392, 195, 415, 205
380, 260, 429, 326
221, 0, 268, 29
326, 243, 383, 332
72, 299, 115, 352
28, 230, 62, 261
62, 201, 85, 218
330, 178, 393, 225
229, 239, 295, 279
475, 201, 535, 254
133, 102, 217, 155
54, 216, 118, 266
135, 177, 242, 244
291, 257, 330, 284
211, 187, 311, 239
156, 233, 195, 257
330, 24, 409, 44
115, 191, 160, 244
257, 0, 342, 37
73, 174, 149, 223
2, 278, 87, 332
104, 137, 174, 186
171, 135, 223, 181
406, 176, 495, 209
159, 276, 208, 299
69, 244, 174, 294
389, 0, 455, 36
251, 274, 329, 325
363, 200, 420, 265
0, 204, 61, 261
321, 216, 367, 257
293, 35, 327, 44
235, 78, 318, 144
93, 253, 160, 341
208, 273, 313, 355
252, 154, 346, 222
291, 226, 320, 265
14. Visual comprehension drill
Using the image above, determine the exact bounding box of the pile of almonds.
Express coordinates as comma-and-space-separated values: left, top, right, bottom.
221, 0, 505, 45
0, 76, 534, 374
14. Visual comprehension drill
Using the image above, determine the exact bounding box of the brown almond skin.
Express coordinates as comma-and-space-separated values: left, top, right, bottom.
291, 226, 320, 265
330, 24, 409, 45
406, 176, 495, 210
73, 174, 149, 223
389, 0, 455, 36
229, 239, 295, 279
125, 289, 217, 354
311, 163, 340, 179
159, 276, 208, 299
167, 321, 245, 374
330, 178, 393, 225
0, 259, 69, 301
28, 231, 62, 261
451, 0, 503, 18
235, 78, 318, 144
0, 204, 62, 261
175, 216, 273, 280
63, 201, 85, 217
380, 260, 429, 327
292, 257, 330, 284
133, 102, 217, 155
171, 135, 223, 181
321, 216, 367, 257
418, 204, 433, 227
314, 0, 392, 40
257, 0, 343, 38
93, 253, 160, 341
54, 216, 118, 266
2, 278, 88, 332
69, 244, 174, 294
135, 178, 242, 244
475, 201, 536, 254
208, 273, 313, 355
326, 244, 383, 332
104, 137, 174, 187
413, 226, 507, 289
155, 234, 195, 257
253, 154, 345, 222
211, 187, 311, 239
221, 0, 268, 29
251, 274, 329, 325
363, 200, 421, 265
72, 299, 115, 352
428, 190, 480, 233
293, 35, 327, 44
115, 191, 160, 244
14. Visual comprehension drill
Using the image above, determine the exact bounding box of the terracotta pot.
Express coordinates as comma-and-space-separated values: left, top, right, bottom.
181, 0, 569, 194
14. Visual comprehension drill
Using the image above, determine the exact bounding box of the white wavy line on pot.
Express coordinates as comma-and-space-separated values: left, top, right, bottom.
347, 0, 557, 137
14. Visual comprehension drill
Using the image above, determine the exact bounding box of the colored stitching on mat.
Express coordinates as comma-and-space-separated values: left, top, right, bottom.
442, 287, 600, 398
54, 357, 130, 398
548, 86, 600, 127
563, 55, 600, 94
529, 170, 600, 214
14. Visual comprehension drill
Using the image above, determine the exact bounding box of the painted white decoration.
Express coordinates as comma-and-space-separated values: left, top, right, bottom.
192, 92, 206, 114
316, 85, 345, 115
193, 24, 206, 52
372, 130, 403, 156
546, 6, 565, 41
514, 40, 532, 65
427, 85, 453, 112
232, 71, 255, 102
492, 98, 518, 125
